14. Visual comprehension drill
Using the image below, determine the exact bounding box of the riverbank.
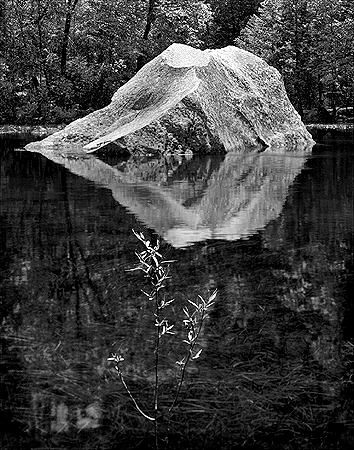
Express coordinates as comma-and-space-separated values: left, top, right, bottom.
0, 125, 64, 138
306, 123, 354, 141
0, 123, 353, 146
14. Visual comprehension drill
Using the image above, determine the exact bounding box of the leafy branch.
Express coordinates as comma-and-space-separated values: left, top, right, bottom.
108, 229, 217, 448
169, 289, 217, 413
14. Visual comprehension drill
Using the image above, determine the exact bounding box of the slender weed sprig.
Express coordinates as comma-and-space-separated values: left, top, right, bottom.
169, 289, 217, 413
108, 230, 216, 448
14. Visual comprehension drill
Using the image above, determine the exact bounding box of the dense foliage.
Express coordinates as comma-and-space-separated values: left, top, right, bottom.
236, 0, 354, 121
0, 0, 353, 124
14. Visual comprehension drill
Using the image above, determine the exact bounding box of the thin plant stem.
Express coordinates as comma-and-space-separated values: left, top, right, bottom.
119, 372, 155, 421
154, 289, 160, 449
169, 311, 204, 413
107, 355, 155, 421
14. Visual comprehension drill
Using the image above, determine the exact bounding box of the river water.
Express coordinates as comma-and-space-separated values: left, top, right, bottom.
1, 132, 353, 449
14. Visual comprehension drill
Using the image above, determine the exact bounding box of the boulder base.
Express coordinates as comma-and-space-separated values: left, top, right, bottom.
26, 43, 314, 155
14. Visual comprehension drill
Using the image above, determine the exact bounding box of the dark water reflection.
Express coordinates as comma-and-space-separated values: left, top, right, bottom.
1, 135, 354, 449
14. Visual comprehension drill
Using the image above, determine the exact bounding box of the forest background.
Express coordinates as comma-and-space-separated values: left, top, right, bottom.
0, 0, 353, 125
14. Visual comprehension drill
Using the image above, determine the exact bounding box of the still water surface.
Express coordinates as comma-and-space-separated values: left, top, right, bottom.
1, 134, 354, 449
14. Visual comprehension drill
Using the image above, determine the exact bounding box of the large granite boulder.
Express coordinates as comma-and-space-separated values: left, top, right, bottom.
26, 43, 314, 155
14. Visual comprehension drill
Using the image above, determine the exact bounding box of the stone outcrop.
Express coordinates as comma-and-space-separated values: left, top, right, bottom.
26, 43, 314, 155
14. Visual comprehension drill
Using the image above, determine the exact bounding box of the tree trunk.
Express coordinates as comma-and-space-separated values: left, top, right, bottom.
60, 0, 79, 76
294, 1, 304, 117
136, 0, 158, 71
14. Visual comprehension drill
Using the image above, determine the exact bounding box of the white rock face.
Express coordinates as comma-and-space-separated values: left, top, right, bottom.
162, 43, 210, 68
26, 43, 314, 154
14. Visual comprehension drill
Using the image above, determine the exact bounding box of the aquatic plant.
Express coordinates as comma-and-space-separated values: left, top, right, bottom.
108, 229, 216, 448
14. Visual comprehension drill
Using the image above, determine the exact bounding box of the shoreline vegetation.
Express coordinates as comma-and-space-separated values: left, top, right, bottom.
1, 1, 353, 129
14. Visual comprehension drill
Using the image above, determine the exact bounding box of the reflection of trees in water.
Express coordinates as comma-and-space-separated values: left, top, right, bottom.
30, 392, 100, 433
0, 334, 30, 449
59, 169, 110, 339
1, 143, 354, 448
185, 153, 354, 446
0, 152, 115, 446
185, 234, 352, 448
1, 191, 32, 448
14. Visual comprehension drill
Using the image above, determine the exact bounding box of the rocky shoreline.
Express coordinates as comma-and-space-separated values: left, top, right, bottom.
1, 123, 352, 148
